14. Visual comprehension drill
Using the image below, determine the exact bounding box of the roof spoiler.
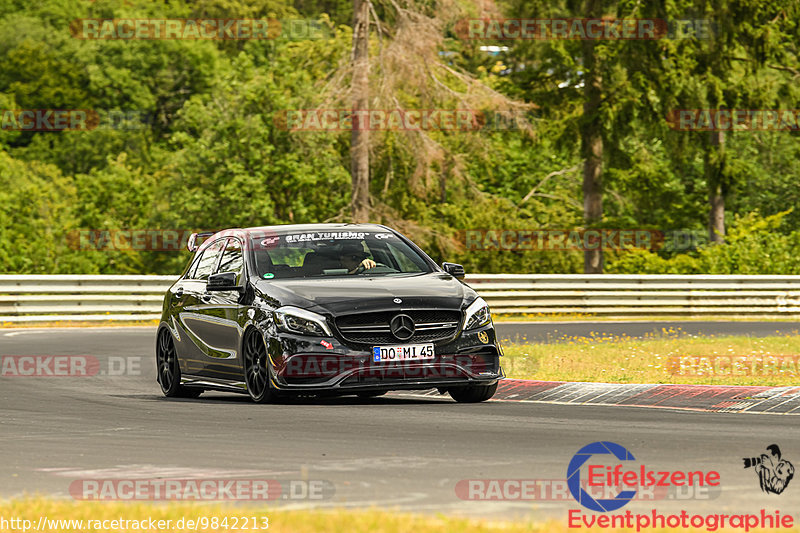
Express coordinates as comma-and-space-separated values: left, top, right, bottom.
187, 231, 217, 252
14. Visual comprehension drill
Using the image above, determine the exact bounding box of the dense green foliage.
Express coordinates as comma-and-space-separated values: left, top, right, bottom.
612, 211, 800, 274
0, 0, 798, 274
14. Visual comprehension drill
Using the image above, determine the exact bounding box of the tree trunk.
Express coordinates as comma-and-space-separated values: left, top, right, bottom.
350, 0, 370, 222
706, 130, 725, 243
581, 0, 604, 273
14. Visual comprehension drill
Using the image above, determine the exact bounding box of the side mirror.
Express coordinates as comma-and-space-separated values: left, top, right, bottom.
442, 262, 465, 280
207, 271, 244, 292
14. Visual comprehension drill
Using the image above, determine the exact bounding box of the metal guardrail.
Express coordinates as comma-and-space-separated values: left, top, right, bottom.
0, 275, 174, 322
2, 274, 800, 322
467, 274, 800, 315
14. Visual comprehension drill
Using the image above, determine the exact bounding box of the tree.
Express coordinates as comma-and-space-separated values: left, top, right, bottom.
350, 0, 371, 222
580, 0, 604, 272
672, 0, 800, 243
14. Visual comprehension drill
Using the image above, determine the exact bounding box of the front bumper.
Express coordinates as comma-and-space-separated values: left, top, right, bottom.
267, 324, 503, 393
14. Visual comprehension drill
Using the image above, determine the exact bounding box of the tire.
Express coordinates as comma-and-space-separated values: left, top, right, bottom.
156, 328, 202, 399
357, 391, 387, 399
242, 328, 277, 404
448, 382, 498, 403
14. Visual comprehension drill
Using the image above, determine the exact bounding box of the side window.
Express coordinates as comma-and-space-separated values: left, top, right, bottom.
192, 239, 226, 280
216, 238, 244, 280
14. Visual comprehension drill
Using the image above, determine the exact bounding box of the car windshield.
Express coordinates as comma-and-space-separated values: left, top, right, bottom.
248, 229, 433, 279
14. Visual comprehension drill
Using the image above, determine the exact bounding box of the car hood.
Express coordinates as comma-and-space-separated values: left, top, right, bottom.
255, 272, 472, 315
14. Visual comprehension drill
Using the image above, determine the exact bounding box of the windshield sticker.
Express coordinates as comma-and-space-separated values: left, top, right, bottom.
262, 273, 275, 279
285, 232, 370, 243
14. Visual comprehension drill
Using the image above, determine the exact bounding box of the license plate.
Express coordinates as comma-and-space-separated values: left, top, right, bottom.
372, 343, 434, 362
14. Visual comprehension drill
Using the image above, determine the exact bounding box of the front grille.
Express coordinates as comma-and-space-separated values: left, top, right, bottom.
336, 310, 461, 346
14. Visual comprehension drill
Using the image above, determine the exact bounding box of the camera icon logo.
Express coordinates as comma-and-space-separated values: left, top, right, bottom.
743, 444, 794, 495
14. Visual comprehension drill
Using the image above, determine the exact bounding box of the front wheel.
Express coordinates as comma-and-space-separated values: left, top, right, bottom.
156, 328, 202, 399
448, 382, 497, 403
243, 328, 277, 404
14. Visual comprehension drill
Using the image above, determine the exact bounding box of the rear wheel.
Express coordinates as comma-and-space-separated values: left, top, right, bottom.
243, 329, 276, 403
448, 382, 497, 403
156, 328, 202, 399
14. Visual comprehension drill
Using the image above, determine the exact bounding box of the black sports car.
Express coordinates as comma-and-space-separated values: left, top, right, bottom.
156, 223, 503, 403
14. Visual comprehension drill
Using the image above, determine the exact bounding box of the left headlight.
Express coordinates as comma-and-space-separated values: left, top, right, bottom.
464, 297, 492, 330
274, 306, 332, 336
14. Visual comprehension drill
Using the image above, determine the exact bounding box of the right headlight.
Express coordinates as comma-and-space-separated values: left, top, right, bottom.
274, 306, 332, 336
464, 297, 492, 330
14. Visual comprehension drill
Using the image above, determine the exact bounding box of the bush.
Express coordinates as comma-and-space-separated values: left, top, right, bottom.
607, 211, 800, 274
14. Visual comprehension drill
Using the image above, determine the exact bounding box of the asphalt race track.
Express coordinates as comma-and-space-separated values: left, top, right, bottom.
1, 327, 799, 520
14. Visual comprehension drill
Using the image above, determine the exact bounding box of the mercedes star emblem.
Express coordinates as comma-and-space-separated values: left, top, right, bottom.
389, 314, 415, 341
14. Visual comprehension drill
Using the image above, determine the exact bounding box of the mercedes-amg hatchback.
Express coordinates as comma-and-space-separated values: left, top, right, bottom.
156, 224, 503, 403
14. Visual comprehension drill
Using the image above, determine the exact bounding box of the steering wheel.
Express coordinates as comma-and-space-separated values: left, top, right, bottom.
354, 262, 388, 274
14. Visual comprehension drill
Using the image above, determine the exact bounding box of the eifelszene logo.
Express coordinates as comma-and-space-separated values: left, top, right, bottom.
566, 441, 795, 531
743, 444, 794, 495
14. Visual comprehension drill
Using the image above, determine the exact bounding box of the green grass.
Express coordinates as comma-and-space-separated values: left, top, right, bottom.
0, 498, 795, 533
493, 313, 800, 322
501, 331, 800, 386
0, 319, 159, 328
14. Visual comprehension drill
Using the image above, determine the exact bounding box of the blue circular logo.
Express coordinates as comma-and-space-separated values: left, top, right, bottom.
567, 441, 637, 512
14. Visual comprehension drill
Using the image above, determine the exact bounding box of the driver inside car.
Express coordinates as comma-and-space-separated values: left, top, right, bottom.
338, 243, 376, 274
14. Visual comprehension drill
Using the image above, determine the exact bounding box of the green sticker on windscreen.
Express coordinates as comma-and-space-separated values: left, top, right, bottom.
263, 273, 275, 279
